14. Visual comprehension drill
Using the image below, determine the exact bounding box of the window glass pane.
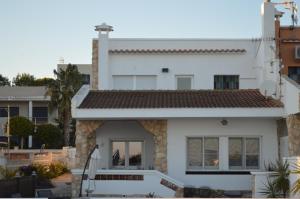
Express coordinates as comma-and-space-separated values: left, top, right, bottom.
32, 107, 48, 123
229, 138, 243, 169
113, 76, 134, 90
187, 138, 203, 169
81, 74, 90, 85
288, 67, 300, 84
0, 107, 19, 117
112, 141, 125, 167
177, 77, 192, 90
246, 138, 260, 169
214, 75, 239, 89
204, 138, 219, 169
129, 141, 142, 166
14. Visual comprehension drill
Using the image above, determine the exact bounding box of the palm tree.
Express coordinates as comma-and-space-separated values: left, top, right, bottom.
47, 64, 83, 146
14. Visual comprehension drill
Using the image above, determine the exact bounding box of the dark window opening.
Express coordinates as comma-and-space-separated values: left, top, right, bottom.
214, 75, 239, 90
0, 107, 19, 117
288, 67, 300, 84
81, 74, 90, 85
32, 107, 48, 123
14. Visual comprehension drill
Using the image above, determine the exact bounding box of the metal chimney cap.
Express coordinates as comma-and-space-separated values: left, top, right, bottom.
95, 23, 113, 32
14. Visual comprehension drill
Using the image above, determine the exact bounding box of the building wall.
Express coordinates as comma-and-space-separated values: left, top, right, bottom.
0, 101, 55, 135
167, 118, 278, 190
95, 121, 155, 170
278, 27, 300, 75
99, 39, 259, 90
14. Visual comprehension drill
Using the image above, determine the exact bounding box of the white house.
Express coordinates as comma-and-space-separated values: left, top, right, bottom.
71, 1, 300, 197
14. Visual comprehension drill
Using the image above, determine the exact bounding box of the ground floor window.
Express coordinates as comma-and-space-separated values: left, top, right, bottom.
187, 137, 219, 170
111, 140, 143, 169
229, 137, 260, 170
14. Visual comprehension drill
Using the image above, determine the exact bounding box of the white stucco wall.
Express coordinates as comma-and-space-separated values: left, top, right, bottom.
106, 39, 258, 90
96, 121, 154, 170
167, 118, 278, 190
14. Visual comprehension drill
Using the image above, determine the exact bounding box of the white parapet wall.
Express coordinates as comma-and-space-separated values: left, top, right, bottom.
281, 76, 300, 116
251, 171, 276, 198
72, 169, 184, 197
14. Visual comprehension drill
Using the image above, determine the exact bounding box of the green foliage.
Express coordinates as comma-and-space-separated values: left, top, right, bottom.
33, 162, 69, 179
35, 124, 63, 149
47, 64, 83, 145
262, 160, 290, 198
0, 166, 17, 180
291, 164, 300, 194
9, 116, 34, 138
261, 179, 280, 198
34, 77, 55, 86
0, 74, 10, 86
13, 73, 35, 86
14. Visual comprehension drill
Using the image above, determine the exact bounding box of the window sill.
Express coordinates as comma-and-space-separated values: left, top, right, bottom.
185, 171, 251, 175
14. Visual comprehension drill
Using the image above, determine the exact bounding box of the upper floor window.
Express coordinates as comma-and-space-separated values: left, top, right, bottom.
81, 74, 90, 85
214, 75, 239, 90
176, 75, 193, 90
0, 107, 19, 117
32, 107, 48, 123
187, 137, 219, 170
288, 67, 300, 84
113, 75, 156, 90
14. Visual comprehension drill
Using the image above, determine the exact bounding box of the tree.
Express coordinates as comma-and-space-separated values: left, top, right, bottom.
47, 64, 83, 146
35, 124, 63, 149
34, 77, 55, 86
0, 74, 10, 86
8, 116, 34, 149
13, 73, 35, 86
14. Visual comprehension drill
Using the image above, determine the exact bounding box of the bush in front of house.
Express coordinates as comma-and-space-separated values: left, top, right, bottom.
35, 124, 63, 149
8, 116, 34, 149
0, 166, 17, 180
19, 162, 69, 179
33, 162, 69, 179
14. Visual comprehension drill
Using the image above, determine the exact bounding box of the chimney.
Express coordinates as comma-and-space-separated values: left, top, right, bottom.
95, 23, 113, 90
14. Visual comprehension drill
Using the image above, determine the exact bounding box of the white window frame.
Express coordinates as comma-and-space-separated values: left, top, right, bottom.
228, 137, 261, 170
186, 137, 219, 171
176, 75, 194, 90
110, 139, 145, 169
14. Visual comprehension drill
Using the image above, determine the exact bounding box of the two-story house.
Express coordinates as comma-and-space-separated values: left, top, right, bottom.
71, 1, 300, 197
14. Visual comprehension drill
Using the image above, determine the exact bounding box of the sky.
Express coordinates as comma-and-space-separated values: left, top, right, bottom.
0, 0, 299, 81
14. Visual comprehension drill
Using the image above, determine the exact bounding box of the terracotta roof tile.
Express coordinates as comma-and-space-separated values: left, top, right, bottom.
78, 90, 283, 109
109, 49, 246, 54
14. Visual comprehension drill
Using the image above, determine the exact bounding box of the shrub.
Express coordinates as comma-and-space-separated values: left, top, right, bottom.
32, 162, 69, 179
0, 166, 17, 180
35, 124, 63, 149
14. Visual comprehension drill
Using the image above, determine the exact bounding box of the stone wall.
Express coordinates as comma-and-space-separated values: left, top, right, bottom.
75, 120, 103, 168
139, 120, 168, 173
287, 114, 300, 156
91, 39, 98, 90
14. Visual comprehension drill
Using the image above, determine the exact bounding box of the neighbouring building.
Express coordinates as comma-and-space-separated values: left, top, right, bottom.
70, 1, 300, 197
0, 86, 56, 136
275, 20, 300, 83
57, 64, 92, 85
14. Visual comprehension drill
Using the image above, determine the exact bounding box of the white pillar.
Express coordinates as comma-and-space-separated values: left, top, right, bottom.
28, 101, 32, 121
283, 156, 300, 198
95, 23, 113, 90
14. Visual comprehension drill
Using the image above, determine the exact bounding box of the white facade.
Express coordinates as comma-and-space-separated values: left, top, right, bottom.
167, 118, 278, 190
71, 1, 300, 195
